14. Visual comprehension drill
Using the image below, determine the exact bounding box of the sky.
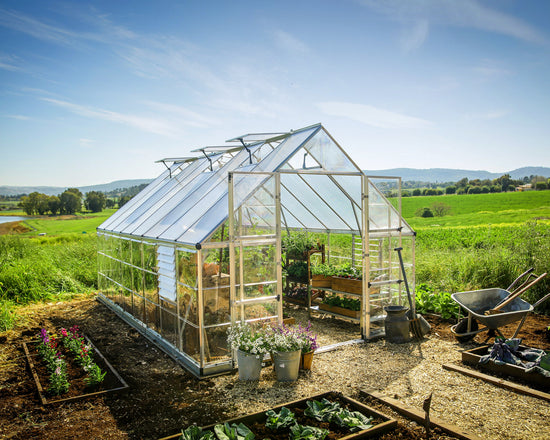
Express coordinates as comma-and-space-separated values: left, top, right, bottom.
1, 0, 549, 187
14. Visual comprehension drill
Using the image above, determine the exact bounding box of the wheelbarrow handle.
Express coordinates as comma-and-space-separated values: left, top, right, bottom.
491, 272, 547, 312
506, 267, 534, 292
533, 291, 550, 309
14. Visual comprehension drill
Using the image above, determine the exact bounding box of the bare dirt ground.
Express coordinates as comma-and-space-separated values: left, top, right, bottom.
1, 298, 549, 440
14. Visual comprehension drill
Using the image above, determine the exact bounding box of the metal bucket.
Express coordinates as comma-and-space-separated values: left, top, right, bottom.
273, 350, 301, 381
237, 350, 263, 380
384, 305, 411, 343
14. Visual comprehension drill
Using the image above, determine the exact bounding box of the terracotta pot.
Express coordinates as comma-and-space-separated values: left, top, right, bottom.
300, 351, 314, 370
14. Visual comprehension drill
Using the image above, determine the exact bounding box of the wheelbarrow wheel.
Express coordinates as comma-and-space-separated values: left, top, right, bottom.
453, 317, 478, 343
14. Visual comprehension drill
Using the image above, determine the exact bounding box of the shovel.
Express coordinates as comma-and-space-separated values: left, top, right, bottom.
395, 247, 431, 339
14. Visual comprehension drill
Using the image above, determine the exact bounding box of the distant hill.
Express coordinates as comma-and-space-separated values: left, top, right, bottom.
362, 167, 550, 182
0, 179, 153, 197
1, 167, 548, 196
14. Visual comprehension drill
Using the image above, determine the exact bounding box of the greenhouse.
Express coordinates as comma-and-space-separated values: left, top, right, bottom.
96, 123, 415, 377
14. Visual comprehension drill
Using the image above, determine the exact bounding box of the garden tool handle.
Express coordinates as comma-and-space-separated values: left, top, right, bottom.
394, 247, 415, 316
491, 272, 547, 312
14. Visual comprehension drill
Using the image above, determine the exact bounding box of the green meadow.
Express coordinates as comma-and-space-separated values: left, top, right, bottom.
1, 192, 549, 330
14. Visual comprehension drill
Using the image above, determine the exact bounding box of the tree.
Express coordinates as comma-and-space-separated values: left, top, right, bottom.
84, 191, 106, 213
431, 202, 451, 217
118, 195, 132, 207
105, 198, 115, 208
36, 193, 50, 215
412, 189, 422, 197
60, 190, 81, 214
468, 186, 482, 194
445, 186, 456, 195
48, 196, 61, 215
415, 207, 434, 218
457, 177, 469, 188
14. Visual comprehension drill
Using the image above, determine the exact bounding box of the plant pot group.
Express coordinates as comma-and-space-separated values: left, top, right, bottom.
237, 349, 314, 382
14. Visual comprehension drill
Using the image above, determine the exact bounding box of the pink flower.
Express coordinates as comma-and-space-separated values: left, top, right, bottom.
60, 328, 68, 337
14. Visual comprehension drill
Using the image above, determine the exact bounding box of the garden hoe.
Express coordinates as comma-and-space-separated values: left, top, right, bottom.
395, 247, 431, 339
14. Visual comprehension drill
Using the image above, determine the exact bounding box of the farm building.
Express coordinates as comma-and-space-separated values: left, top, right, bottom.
96, 123, 415, 377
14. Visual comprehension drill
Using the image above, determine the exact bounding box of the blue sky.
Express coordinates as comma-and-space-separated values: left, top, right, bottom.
1, 0, 549, 186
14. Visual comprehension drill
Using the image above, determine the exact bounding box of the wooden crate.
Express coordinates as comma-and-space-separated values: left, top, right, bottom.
461, 345, 550, 389
311, 274, 332, 288
332, 277, 362, 294
159, 391, 397, 440
319, 303, 360, 319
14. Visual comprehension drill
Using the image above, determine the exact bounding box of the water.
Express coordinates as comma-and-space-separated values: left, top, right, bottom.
0, 216, 29, 224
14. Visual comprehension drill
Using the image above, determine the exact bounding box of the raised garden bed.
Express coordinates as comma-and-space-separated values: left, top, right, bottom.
332, 277, 362, 295
159, 391, 397, 440
23, 334, 128, 405
461, 344, 550, 389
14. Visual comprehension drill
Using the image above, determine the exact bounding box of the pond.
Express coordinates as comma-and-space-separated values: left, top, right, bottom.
0, 215, 30, 224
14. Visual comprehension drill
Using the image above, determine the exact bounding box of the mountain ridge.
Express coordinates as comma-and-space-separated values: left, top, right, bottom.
0, 167, 548, 196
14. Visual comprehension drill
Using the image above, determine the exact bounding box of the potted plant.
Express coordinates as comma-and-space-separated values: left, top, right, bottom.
227, 322, 269, 381
265, 324, 303, 382
285, 260, 309, 283
319, 293, 361, 319
294, 322, 318, 370
282, 230, 319, 260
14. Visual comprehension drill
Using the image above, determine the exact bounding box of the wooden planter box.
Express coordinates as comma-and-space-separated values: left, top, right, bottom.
319, 303, 360, 319
23, 336, 128, 405
461, 345, 550, 389
159, 391, 397, 440
311, 274, 332, 288
284, 291, 320, 307
332, 277, 362, 294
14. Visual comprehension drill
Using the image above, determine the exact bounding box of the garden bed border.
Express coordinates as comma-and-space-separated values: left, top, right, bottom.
158, 391, 397, 440
359, 390, 483, 440
23, 334, 129, 405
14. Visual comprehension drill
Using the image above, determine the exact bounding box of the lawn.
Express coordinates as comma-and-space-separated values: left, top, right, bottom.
19, 209, 116, 236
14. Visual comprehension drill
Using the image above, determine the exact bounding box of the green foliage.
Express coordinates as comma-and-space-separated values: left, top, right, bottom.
304, 398, 341, 422
0, 235, 97, 308
322, 294, 360, 311
84, 191, 107, 213
310, 263, 336, 277
285, 261, 308, 281
265, 407, 296, 430
331, 408, 373, 432
214, 423, 254, 440
283, 230, 317, 259
415, 207, 434, 218
180, 425, 215, 440
415, 284, 460, 320
0, 298, 18, 331
289, 424, 328, 440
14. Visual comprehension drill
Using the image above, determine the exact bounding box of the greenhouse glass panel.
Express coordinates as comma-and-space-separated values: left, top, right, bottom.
159, 298, 178, 347
204, 326, 231, 363
132, 291, 146, 325
201, 247, 231, 326
238, 244, 276, 286
280, 186, 326, 230
304, 128, 359, 172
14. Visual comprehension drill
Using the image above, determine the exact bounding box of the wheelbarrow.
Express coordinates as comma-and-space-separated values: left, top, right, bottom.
450, 269, 549, 343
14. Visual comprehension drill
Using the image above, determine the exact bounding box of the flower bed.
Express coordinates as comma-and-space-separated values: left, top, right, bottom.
159, 391, 396, 440
23, 326, 128, 405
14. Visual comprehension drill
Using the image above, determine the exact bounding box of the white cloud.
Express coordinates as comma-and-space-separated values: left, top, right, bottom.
467, 109, 510, 120
79, 138, 95, 148
0, 53, 22, 71
41, 97, 183, 137
401, 19, 429, 52
317, 101, 432, 129
472, 59, 512, 77
358, 0, 549, 47
4, 114, 30, 120
272, 29, 309, 54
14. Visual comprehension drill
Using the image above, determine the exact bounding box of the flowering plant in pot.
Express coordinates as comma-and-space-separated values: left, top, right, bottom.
227, 322, 269, 380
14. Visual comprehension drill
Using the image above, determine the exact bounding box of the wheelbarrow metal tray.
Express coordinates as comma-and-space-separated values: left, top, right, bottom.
451, 288, 533, 330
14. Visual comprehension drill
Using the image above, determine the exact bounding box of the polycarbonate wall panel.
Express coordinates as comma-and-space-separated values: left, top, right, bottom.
368, 181, 401, 231
281, 173, 351, 231
280, 186, 325, 230
304, 128, 360, 172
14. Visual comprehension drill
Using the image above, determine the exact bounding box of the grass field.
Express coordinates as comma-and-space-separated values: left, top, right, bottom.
399, 190, 550, 228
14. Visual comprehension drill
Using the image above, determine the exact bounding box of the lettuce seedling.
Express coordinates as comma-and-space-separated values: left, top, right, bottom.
214, 423, 254, 440
181, 425, 215, 440
304, 398, 341, 422
289, 424, 328, 440
265, 407, 296, 430
331, 408, 373, 432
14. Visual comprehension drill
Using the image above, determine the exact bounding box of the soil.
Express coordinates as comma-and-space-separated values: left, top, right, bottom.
0, 221, 31, 235
0, 298, 548, 440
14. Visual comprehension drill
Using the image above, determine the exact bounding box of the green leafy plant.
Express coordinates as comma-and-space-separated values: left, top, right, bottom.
265, 407, 296, 430
332, 264, 362, 280
322, 294, 360, 311
214, 423, 254, 440
289, 424, 328, 440
331, 408, 373, 432
180, 425, 215, 440
283, 231, 318, 260
285, 261, 309, 282
415, 284, 460, 320
304, 398, 341, 422
310, 263, 336, 277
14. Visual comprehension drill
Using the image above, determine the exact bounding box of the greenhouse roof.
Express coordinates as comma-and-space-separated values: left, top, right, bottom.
98, 124, 414, 246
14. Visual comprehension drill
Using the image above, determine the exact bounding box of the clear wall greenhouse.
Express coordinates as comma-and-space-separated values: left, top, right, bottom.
97, 123, 416, 377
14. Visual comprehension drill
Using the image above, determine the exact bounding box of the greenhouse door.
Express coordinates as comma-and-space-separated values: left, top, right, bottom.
228, 172, 283, 328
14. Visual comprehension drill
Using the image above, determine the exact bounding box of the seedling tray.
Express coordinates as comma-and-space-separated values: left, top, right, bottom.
23, 335, 129, 405
158, 391, 397, 440
461, 344, 550, 389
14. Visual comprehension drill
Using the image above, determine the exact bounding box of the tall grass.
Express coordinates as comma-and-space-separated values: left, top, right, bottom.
415, 221, 550, 313
0, 234, 97, 305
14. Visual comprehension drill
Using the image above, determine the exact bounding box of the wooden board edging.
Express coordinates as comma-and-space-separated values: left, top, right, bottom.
442, 363, 550, 402
359, 390, 483, 440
